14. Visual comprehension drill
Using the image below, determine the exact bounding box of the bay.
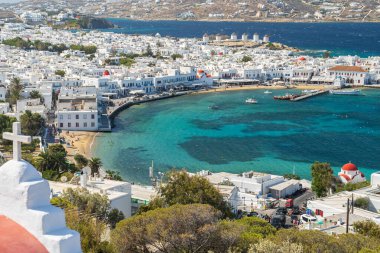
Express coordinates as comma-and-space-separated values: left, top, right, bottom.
93, 89, 380, 184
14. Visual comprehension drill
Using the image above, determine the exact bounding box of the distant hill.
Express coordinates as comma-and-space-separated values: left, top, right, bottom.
4, 0, 380, 22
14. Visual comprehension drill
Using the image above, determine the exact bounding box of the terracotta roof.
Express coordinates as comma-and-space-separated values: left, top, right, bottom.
328, 66, 367, 72
342, 163, 358, 171
0, 215, 49, 253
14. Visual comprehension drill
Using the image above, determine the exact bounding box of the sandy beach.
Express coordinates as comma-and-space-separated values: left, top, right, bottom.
59, 131, 99, 160
195, 84, 329, 94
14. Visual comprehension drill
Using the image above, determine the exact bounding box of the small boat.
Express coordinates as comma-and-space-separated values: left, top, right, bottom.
329, 89, 361, 95
245, 98, 258, 104
208, 105, 219, 110
264, 90, 272, 94
302, 89, 318, 94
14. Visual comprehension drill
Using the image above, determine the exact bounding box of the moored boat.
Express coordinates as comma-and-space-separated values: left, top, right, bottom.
264, 90, 272, 94
245, 98, 258, 104
329, 89, 361, 95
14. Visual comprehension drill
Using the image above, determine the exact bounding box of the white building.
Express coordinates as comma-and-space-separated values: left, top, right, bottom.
253, 33, 260, 42
0, 85, 6, 101
56, 90, 99, 131
242, 33, 248, 41
328, 66, 369, 85
202, 33, 209, 43
0, 122, 82, 253
338, 162, 366, 184
263, 35, 270, 43
230, 32, 238, 41
0, 102, 10, 114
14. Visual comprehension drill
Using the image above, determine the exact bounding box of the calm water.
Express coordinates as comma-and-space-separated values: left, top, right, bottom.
105, 19, 380, 57
93, 89, 380, 184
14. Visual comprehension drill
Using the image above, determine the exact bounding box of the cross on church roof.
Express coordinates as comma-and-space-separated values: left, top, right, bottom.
2, 122, 32, 161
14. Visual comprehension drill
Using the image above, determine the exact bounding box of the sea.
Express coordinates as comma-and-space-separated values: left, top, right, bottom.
93, 89, 380, 184
104, 19, 380, 57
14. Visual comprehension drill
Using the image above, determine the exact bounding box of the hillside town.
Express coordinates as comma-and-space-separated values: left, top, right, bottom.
1, 0, 380, 22
1, 18, 380, 252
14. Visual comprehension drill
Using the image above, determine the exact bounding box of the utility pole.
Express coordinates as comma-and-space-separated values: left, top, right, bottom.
346, 198, 350, 234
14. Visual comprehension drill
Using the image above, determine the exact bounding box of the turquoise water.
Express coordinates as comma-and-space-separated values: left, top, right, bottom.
93, 89, 380, 184
105, 19, 380, 57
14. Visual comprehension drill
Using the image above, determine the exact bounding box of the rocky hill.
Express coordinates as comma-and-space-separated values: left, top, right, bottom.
4, 0, 380, 22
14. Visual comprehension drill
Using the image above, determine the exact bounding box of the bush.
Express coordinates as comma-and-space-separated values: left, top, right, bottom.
354, 197, 370, 210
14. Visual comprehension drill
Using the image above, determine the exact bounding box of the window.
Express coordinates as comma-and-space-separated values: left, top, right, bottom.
76, 115, 79, 120
76, 123, 79, 127
68, 123, 71, 127
59, 115, 63, 120
68, 115, 71, 120
83, 114, 87, 119
91, 122, 95, 127
60, 123, 63, 128
84, 122, 87, 127
91, 114, 95, 119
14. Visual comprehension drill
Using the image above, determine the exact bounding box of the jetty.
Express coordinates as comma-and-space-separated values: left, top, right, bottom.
290, 90, 329, 102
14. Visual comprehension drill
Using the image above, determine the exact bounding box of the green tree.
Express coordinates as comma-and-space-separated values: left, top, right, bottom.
0, 114, 16, 137
106, 170, 123, 181
51, 194, 113, 253
29, 90, 43, 100
108, 208, 124, 229
74, 153, 88, 169
88, 157, 102, 177
250, 239, 303, 253
354, 197, 370, 210
241, 55, 252, 62
20, 110, 45, 136
55, 70, 66, 77
111, 204, 222, 253
311, 162, 333, 197
171, 53, 183, 60
354, 220, 380, 238
7, 77, 23, 105
140, 170, 232, 218
33, 144, 68, 174
283, 173, 301, 180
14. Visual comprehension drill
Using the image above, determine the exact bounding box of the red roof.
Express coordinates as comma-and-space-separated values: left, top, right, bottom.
328, 66, 367, 72
339, 173, 351, 181
298, 57, 306, 61
0, 215, 49, 253
342, 162, 358, 171
103, 70, 110, 76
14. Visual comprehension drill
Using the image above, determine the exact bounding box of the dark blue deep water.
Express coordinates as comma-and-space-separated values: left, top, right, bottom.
105, 19, 380, 57
94, 89, 380, 184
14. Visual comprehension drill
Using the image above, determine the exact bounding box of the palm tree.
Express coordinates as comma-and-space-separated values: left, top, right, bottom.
8, 77, 23, 105
88, 157, 102, 177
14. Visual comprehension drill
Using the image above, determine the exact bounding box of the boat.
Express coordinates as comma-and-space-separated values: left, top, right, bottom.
245, 98, 258, 104
329, 89, 361, 95
208, 105, 219, 110
302, 89, 318, 94
264, 90, 272, 94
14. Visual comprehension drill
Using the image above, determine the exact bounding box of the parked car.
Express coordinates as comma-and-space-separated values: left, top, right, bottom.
275, 207, 288, 215
271, 214, 286, 228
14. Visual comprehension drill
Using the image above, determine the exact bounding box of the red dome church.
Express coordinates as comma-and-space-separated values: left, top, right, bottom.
338, 162, 366, 184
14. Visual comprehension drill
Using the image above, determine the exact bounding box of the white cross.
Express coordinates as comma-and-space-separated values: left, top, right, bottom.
2, 122, 32, 161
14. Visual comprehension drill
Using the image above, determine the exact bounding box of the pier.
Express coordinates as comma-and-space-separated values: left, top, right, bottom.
290, 89, 329, 102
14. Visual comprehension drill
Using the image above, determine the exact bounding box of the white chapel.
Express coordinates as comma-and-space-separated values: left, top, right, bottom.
0, 122, 82, 253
